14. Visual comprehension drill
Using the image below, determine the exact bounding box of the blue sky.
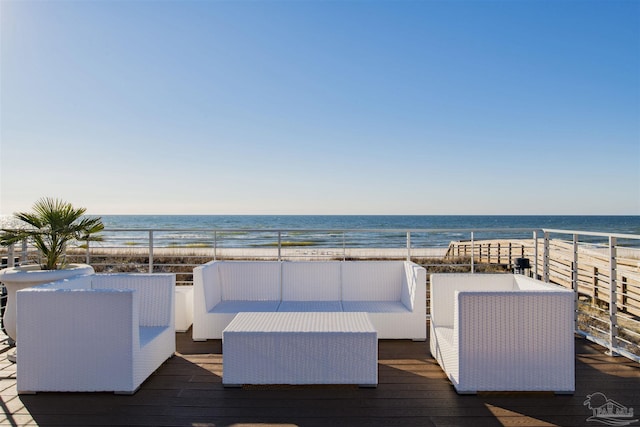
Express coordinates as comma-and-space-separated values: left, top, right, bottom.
1, 0, 638, 215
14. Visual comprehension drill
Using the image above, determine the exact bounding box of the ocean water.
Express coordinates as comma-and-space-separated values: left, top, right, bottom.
2, 215, 639, 248
91, 215, 640, 249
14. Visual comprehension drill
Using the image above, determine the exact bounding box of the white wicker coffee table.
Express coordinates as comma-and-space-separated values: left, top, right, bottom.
222, 312, 378, 387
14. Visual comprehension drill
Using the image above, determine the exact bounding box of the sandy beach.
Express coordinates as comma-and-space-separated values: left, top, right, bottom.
86, 246, 449, 260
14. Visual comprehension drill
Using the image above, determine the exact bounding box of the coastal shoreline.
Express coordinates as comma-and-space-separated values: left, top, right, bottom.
82, 246, 449, 260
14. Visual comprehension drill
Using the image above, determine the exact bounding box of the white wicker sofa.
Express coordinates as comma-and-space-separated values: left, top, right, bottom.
16, 273, 176, 394
193, 260, 426, 341
429, 273, 575, 394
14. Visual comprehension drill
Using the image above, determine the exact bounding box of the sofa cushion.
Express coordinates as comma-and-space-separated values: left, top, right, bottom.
342, 301, 409, 313
342, 261, 404, 301
219, 261, 281, 301
210, 300, 281, 314
281, 262, 341, 301
278, 301, 343, 312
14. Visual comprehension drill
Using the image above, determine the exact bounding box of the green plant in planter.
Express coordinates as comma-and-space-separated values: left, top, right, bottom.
0, 197, 104, 270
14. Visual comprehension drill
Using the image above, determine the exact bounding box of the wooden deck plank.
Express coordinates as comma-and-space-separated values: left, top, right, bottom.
0, 327, 637, 426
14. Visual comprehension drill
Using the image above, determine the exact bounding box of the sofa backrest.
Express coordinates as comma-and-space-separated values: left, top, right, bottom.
430, 273, 516, 328
514, 275, 568, 291
35, 274, 93, 290
342, 261, 404, 301
281, 261, 341, 301
92, 273, 175, 327
218, 261, 281, 301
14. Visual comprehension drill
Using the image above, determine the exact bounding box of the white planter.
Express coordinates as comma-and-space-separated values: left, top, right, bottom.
0, 264, 95, 342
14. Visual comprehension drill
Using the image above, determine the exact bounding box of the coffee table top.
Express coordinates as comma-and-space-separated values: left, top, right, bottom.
224, 312, 376, 333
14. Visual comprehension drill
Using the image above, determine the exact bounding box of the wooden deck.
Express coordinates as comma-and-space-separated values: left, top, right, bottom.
0, 328, 638, 427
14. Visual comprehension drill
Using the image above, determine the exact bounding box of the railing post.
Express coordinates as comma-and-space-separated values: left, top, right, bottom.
533, 231, 539, 279
406, 231, 411, 261
470, 232, 475, 273
342, 232, 346, 261
86, 239, 90, 265
543, 231, 550, 283
277, 231, 282, 261
7, 243, 15, 267
148, 231, 154, 274
592, 267, 599, 304
607, 236, 618, 356
572, 234, 579, 331
213, 231, 217, 261
21, 239, 28, 264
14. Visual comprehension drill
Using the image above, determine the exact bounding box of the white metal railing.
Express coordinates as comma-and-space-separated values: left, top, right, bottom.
95, 226, 538, 262
0, 227, 540, 307
541, 229, 640, 363
1, 227, 639, 361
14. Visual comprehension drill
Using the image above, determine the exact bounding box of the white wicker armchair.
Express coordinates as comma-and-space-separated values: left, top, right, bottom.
16, 273, 176, 394
430, 273, 575, 394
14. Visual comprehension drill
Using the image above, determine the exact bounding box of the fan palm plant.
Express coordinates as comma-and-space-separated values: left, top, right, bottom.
0, 197, 104, 270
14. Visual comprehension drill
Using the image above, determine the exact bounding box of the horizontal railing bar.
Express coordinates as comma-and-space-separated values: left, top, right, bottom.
620, 328, 640, 339
97, 227, 541, 234
9, 226, 639, 239
543, 228, 640, 240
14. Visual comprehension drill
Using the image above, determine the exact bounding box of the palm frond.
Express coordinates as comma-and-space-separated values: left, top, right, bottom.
0, 197, 104, 270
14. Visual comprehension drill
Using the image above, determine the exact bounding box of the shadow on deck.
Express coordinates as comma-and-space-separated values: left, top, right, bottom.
0, 328, 638, 426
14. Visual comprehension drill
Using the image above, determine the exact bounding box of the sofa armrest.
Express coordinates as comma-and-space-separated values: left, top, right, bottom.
194, 261, 221, 312
456, 290, 574, 352
455, 291, 575, 390
430, 273, 466, 328
17, 288, 139, 392
402, 262, 426, 312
